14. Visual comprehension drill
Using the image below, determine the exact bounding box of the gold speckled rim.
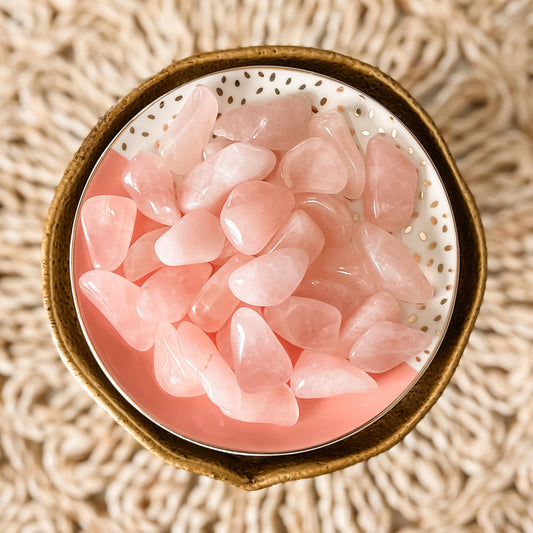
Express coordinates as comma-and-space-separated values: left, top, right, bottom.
42, 46, 487, 490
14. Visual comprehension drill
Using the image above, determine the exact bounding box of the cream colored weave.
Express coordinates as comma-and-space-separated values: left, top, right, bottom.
1, 0, 532, 531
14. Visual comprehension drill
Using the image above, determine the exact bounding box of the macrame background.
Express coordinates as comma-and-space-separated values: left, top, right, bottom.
1, 0, 533, 531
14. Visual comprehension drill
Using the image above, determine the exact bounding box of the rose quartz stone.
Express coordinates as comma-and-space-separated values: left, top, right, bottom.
280, 137, 348, 194
230, 308, 293, 392
220, 181, 295, 255
228, 248, 309, 307
358, 222, 434, 303
294, 192, 354, 247
78, 270, 157, 351
123, 228, 166, 282
189, 254, 253, 332
363, 135, 418, 232
213, 94, 312, 150
158, 86, 218, 174
177, 142, 276, 213
263, 296, 341, 351
222, 384, 299, 426
81, 195, 137, 271
122, 151, 181, 225
336, 291, 402, 358
309, 111, 366, 199
203, 137, 233, 159
211, 238, 239, 266
137, 263, 212, 323
154, 210, 225, 266
291, 351, 377, 398
153, 323, 204, 397
350, 321, 432, 373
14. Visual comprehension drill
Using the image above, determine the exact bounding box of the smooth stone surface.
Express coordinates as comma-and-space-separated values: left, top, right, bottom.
81, 195, 137, 271
202, 137, 233, 159
177, 142, 276, 213
230, 308, 293, 392
309, 110, 366, 199
123, 228, 166, 282
211, 238, 239, 266
363, 135, 418, 232
158, 85, 218, 174
122, 151, 181, 225
350, 321, 433, 373
155, 210, 225, 266
228, 248, 309, 307
78, 270, 157, 351
263, 296, 341, 351
280, 137, 347, 194
213, 94, 312, 150
291, 351, 377, 398
358, 222, 435, 303
220, 181, 295, 255
137, 264, 212, 323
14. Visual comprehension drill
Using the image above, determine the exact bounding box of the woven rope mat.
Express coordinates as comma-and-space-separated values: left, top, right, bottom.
1, 1, 532, 531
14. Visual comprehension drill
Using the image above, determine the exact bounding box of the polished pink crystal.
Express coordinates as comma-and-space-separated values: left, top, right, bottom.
81, 195, 137, 271
309, 111, 366, 199
358, 222, 434, 303
363, 135, 418, 232
280, 137, 348, 194
230, 308, 293, 392
228, 248, 309, 306
177, 142, 276, 213
158, 86, 218, 174
291, 351, 377, 398
154, 210, 225, 266
211, 238, 239, 266
263, 296, 341, 351
220, 181, 295, 255
122, 151, 181, 225
213, 94, 312, 150
203, 137, 233, 159
123, 228, 166, 282
78, 270, 157, 351
137, 263, 212, 323
350, 321, 432, 373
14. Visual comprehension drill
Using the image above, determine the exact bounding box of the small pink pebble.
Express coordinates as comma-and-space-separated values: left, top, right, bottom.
155, 210, 225, 266
230, 308, 293, 392
78, 270, 157, 351
153, 323, 204, 397
280, 137, 348, 194
363, 135, 418, 232
123, 228, 166, 282
350, 321, 432, 373
291, 351, 377, 398
81, 195, 137, 271
263, 296, 341, 352
159, 86, 218, 174
137, 263, 212, 323
122, 151, 181, 225
202, 137, 233, 159
228, 247, 309, 307
220, 180, 295, 255
213, 93, 312, 150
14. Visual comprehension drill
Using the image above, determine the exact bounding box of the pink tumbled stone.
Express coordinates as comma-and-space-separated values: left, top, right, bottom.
178, 142, 276, 213
350, 321, 433, 373
263, 296, 341, 352
123, 228, 166, 282
358, 222, 434, 303
228, 248, 309, 307
137, 263, 212, 323
78, 270, 157, 351
189, 254, 253, 332
291, 351, 377, 398
230, 308, 293, 392
211, 238, 239, 266
220, 181, 295, 255
81, 195, 137, 271
213, 94, 312, 150
280, 137, 348, 194
363, 135, 418, 232
155, 210, 225, 266
122, 151, 181, 225
153, 323, 204, 397
158, 86, 218, 174
202, 137, 233, 159
309, 111, 366, 199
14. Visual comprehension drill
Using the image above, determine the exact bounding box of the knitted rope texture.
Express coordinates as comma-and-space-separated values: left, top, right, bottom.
1, 0, 532, 531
